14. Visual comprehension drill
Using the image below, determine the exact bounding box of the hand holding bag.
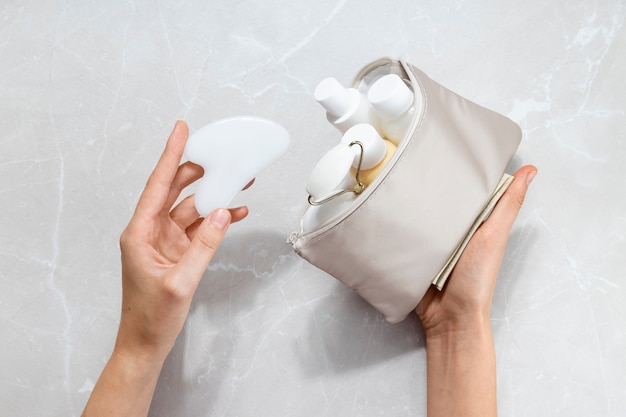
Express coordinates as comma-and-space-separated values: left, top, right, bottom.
288, 58, 522, 323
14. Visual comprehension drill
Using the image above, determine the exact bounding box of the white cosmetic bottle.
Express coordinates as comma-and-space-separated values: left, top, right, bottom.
367, 73, 422, 146
340, 123, 397, 186
314, 77, 377, 133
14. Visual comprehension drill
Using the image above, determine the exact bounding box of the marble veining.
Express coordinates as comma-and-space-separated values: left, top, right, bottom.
1, 1, 625, 416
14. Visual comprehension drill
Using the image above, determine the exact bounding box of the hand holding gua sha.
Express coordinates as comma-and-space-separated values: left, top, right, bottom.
183, 116, 290, 216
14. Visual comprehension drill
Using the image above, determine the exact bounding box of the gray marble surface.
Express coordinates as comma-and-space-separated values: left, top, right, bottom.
2, 1, 625, 416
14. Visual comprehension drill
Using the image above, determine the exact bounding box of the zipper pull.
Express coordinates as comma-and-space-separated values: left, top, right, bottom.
286, 231, 300, 244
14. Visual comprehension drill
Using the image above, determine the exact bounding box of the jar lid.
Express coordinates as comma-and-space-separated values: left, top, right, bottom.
367, 73, 413, 119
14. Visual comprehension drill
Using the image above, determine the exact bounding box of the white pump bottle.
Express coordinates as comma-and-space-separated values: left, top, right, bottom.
367, 73, 422, 146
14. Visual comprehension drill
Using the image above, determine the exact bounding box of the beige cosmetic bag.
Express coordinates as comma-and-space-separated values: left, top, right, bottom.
288, 58, 522, 323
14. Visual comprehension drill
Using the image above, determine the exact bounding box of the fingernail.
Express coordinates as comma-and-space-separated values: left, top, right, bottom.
210, 209, 230, 229
526, 170, 538, 185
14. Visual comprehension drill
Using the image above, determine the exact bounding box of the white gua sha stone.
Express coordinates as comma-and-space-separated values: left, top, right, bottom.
184, 116, 290, 216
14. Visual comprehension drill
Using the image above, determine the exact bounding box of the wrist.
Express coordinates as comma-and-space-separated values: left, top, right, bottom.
114, 316, 178, 365
112, 338, 171, 369
82, 346, 165, 416
424, 313, 492, 348
113, 326, 171, 369
109, 347, 166, 384
423, 315, 498, 417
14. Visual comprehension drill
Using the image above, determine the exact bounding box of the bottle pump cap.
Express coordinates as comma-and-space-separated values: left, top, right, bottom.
367, 74, 414, 120
340, 123, 386, 170
305, 144, 356, 201
314, 77, 352, 117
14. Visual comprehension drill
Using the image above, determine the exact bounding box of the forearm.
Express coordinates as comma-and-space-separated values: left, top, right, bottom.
424, 317, 497, 417
81, 350, 164, 417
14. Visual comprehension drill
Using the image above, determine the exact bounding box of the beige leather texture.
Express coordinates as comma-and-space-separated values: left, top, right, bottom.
290, 59, 521, 324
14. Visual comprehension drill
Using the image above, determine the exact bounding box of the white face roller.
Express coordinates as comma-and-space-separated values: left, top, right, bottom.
183, 116, 291, 216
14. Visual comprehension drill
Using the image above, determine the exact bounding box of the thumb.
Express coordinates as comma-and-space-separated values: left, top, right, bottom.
482, 165, 537, 244
175, 208, 232, 286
